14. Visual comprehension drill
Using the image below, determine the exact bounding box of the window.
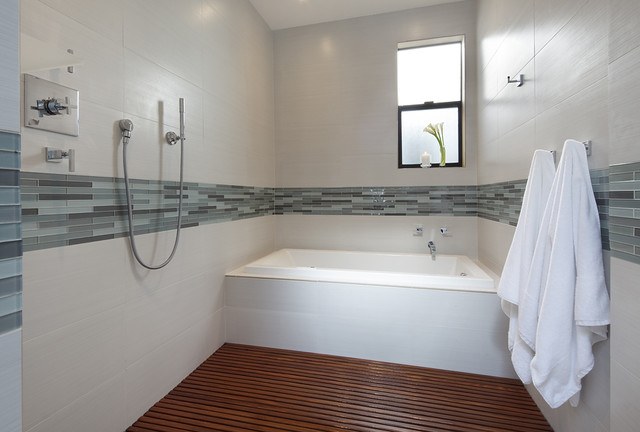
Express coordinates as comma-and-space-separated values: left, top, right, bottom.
397, 36, 464, 168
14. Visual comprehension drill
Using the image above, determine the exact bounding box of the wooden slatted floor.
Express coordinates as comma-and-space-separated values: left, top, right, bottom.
127, 344, 553, 432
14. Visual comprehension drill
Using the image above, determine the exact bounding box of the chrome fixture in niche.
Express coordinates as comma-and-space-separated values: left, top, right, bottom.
24, 74, 79, 136
119, 98, 186, 270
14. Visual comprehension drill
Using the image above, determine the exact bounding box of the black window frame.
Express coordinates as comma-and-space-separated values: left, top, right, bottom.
397, 38, 464, 169
397, 101, 463, 168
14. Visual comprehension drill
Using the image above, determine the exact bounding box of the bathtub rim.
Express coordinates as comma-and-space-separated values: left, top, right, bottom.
227, 248, 500, 294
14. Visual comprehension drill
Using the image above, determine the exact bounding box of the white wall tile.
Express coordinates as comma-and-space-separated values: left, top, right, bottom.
275, 215, 478, 259
534, 0, 608, 114
38, 0, 125, 45
527, 382, 609, 432
536, 78, 609, 170
611, 361, 640, 432
123, 49, 203, 132
22, 240, 128, 341
610, 0, 640, 63
21, 0, 124, 111
497, 60, 536, 137
581, 340, 611, 430
124, 0, 203, 87
125, 271, 223, 365
478, 102, 498, 147
477, 217, 515, 275
0, 0, 20, 133
495, 0, 534, 86
611, 258, 640, 379
275, 2, 478, 188
124, 311, 225, 427
25, 374, 127, 432
0, 330, 21, 432
477, 0, 525, 71
494, 119, 536, 184
22, 306, 126, 430
609, 45, 640, 165
534, 0, 588, 54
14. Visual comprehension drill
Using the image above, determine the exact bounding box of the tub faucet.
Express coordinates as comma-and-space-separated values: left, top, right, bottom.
427, 241, 436, 261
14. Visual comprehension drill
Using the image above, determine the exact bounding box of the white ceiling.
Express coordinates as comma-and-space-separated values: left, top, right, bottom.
249, 0, 465, 30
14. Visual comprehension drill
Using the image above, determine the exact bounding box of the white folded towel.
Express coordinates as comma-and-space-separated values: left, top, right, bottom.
523, 140, 610, 408
497, 150, 555, 383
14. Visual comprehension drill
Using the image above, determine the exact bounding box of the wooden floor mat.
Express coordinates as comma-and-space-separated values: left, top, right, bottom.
127, 343, 552, 432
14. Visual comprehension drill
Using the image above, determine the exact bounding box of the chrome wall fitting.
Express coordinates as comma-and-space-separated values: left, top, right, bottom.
507, 74, 524, 87
45, 147, 75, 172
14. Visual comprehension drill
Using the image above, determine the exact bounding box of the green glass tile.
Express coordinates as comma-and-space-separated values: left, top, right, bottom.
0, 311, 21, 335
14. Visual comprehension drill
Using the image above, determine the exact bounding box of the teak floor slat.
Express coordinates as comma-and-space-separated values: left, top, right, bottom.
127, 344, 553, 432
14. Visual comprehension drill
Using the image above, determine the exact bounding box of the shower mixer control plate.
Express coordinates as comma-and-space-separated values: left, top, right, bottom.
24, 74, 79, 136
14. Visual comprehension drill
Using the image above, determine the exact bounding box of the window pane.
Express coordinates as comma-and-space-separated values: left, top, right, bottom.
398, 43, 461, 105
400, 107, 460, 165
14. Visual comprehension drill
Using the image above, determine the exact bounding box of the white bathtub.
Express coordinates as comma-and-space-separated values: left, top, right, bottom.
227, 248, 495, 292
225, 249, 514, 378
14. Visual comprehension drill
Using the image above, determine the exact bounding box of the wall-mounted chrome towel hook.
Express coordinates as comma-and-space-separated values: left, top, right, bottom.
549, 141, 592, 163
507, 74, 525, 87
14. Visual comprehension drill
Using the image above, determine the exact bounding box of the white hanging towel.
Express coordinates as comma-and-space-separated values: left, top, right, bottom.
497, 150, 555, 383
524, 139, 609, 408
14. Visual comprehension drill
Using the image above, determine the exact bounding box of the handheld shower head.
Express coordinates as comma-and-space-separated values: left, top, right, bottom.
119, 119, 134, 143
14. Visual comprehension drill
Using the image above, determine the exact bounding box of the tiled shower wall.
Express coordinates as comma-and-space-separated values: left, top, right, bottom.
19, 1, 276, 432
0, 0, 21, 430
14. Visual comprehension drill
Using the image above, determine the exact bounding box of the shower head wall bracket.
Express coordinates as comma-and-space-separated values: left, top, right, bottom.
165, 131, 180, 145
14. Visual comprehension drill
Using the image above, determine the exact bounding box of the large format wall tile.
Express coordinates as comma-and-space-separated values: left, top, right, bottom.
275, 1, 478, 188
534, 0, 608, 114
610, 0, 640, 63
534, 0, 588, 54
609, 45, 640, 165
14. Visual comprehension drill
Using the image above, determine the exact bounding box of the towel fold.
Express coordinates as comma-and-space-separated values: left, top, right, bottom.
522, 139, 610, 408
497, 150, 556, 383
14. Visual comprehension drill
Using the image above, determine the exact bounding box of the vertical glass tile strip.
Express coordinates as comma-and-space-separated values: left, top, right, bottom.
0, 132, 20, 336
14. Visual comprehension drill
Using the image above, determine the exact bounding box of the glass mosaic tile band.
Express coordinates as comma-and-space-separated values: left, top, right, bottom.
21, 172, 274, 252
275, 186, 478, 216
609, 162, 640, 265
477, 180, 526, 226
477, 169, 609, 251
0, 131, 22, 337
20, 168, 611, 257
